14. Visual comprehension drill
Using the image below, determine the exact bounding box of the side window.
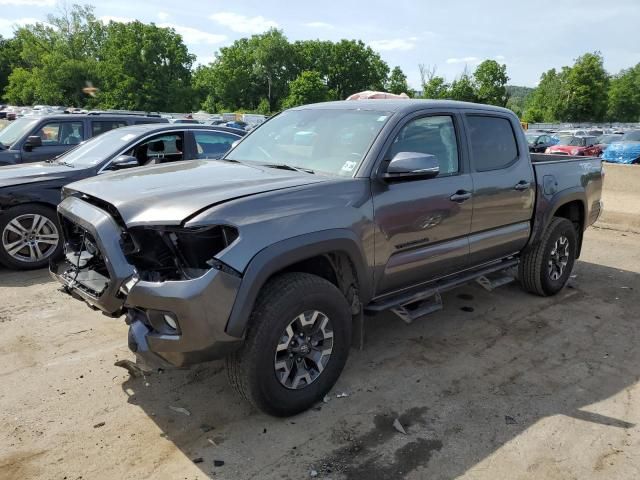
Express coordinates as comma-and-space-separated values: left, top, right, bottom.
126, 132, 184, 165
91, 121, 127, 137
387, 115, 459, 176
194, 131, 239, 159
36, 121, 84, 146
467, 115, 518, 171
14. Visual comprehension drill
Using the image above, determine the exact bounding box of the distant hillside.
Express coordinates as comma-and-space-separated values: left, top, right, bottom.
506, 85, 535, 118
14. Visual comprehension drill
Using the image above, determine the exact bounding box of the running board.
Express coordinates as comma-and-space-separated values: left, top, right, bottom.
365, 258, 519, 323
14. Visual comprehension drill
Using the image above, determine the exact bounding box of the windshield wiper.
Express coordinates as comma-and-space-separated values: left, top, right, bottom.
262, 163, 315, 174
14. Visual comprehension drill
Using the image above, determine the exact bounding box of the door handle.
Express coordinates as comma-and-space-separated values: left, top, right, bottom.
514, 181, 531, 191
450, 190, 472, 203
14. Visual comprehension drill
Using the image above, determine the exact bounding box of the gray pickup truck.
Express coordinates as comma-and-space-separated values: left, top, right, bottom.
51, 100, 603, 416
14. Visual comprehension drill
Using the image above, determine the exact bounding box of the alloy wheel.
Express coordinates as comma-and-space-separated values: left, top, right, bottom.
1, 214, 59, 263
548, 235, 570, 281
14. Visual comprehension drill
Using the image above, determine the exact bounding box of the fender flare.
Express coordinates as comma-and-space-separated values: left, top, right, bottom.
225, 229, 371, 338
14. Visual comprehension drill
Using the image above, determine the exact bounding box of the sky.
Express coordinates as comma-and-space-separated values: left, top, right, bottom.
1, 0, 639, 88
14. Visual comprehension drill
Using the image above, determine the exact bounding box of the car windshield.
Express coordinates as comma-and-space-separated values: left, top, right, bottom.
621, 131, 640, 142
525, 134, 542, 145
54, 127, 143, 167
225, 108, 391, 176
557, 136, 583, 146
0, 117, 40, 147
597, 134, 622, 145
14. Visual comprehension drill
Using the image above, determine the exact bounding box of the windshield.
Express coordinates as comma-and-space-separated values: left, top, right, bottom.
557, 136, 583, 146
0, 117, 40, 147
597, 134, 622, 145
226, 109, 391, 176
55, 128, 142, 167
525, 134, 539, 145
621, 130, 640, 142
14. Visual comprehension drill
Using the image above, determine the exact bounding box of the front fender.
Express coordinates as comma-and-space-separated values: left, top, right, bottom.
224, 229, 372, 338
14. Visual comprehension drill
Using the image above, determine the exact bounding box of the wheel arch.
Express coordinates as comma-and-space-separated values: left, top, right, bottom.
225, 229, 371, 338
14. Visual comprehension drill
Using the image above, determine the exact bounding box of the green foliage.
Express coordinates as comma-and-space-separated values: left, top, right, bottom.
505, 85, 533, 118
607, 64, 640, 122
522, 68, 565, 122
283, 71, 331, 108
473, 60, 509, 106
449, 70, 477, 102
386, 66, 410, 95
561, 52, 608, 122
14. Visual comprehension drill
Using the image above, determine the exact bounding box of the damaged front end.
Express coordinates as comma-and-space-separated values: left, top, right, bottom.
51, 196, 245, 367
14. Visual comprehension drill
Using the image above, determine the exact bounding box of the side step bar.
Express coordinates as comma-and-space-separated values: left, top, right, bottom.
365, 258, 519, 324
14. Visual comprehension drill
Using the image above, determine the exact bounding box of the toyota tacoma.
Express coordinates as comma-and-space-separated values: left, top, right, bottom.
51, 100, 604, 416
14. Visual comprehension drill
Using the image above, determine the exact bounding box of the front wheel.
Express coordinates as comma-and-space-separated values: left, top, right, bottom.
0, 204, 62, 270
519, 217, 577, 296
227, 272, 352, 416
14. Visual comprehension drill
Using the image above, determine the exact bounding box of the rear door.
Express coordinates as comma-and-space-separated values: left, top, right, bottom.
20, 120, 86, 163
464, 113, 535, 265
190, 130, 242, 159
372, 111, 473, 295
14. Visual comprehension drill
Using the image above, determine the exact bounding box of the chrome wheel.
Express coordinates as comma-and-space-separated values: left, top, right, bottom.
1, 214, 59, 263
548, 235, 569, 281
274, 310, 334, 390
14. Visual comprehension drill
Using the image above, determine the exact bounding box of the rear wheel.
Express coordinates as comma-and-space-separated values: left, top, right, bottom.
0, 204, 62, 270
519, 217, 577, 296
227, 272, 352, 416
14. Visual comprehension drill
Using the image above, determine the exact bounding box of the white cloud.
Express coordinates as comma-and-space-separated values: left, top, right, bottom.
495, 54, 506, 61
99, 15, 135, 24
0, 0, 54, 5
446, 56, 481, 65
304, 21, 334, 29
194, 55, 215, 66
209, 12, 278, 34
369, 38, 416, 52
0, 17, 40, 36
157, 11, 169, 21
159, 23, 226, 44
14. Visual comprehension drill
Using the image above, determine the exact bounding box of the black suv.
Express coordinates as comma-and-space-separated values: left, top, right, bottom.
0, 123, 245, 269
0, 113, 168, 166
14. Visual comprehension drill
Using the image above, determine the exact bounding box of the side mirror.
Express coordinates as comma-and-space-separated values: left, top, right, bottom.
24, 135, 42, 151
108, 155, 140, 170
383, 152, 440, 180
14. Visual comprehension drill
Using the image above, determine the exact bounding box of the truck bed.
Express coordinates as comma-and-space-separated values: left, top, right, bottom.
530, 153, 600, 163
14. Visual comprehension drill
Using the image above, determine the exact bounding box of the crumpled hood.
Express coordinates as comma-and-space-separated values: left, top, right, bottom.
64, 160, 328, 226
0, 161, 78, 188
602, 142, 640, 164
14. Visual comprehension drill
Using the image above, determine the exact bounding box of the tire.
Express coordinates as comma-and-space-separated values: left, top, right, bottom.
0, 204, 62, 270
227, 272, 352, 416
519, 217, 577, 296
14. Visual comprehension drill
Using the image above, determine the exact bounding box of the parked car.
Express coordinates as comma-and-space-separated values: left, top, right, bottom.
0, 124, 245, 269
0, 113, 169, 166
226, 120, 248, 130
595, 133, 624, 155
601, 130, 640, 164
526, 132, 558, 152
545, 135, 601, 156
51, 100, 603, 416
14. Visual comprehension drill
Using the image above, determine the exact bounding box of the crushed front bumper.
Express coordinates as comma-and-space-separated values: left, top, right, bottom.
50, 196, 244, 367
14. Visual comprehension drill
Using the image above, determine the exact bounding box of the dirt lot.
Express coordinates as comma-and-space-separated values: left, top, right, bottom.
1, 227, 639, 480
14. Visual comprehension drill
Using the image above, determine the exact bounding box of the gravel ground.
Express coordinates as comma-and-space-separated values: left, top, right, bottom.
0, 227, 639, 480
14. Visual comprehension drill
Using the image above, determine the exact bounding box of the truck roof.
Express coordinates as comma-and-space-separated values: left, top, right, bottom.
292, 99, 515, 116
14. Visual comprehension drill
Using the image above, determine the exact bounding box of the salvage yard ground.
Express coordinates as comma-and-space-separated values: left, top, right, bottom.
1, 227, 639, 480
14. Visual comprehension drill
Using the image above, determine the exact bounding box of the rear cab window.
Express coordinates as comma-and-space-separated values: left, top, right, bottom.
466, 115, 519, 171
91, 120, 128, 137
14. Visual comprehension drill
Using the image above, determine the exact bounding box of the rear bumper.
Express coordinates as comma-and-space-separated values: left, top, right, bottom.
50, 196, 244, 367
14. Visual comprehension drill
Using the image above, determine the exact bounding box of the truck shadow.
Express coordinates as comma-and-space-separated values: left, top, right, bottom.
121, 259, 640, 479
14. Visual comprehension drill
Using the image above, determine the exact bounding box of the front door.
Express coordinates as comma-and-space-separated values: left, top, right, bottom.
21, 120, 85, 163
372, 113, 473, 296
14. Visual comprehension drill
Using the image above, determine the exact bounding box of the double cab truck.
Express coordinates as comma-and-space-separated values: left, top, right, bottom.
51, 100, 604, 416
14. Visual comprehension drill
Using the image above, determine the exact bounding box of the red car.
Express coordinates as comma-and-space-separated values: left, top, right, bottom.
546, 135, 601, 156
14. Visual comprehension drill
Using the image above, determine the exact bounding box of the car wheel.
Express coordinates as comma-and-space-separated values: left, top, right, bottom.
519, 217, 577, 296
0, 204, 62, 270
227, 272, 352, 416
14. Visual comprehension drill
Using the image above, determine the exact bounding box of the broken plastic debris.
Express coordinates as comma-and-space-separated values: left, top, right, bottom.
114, 359, 150, 378
169, 406, 191, 416
393, 418, 407, 435
310, 469, 318, 477
207, 438, 217, 447
336, 392, 349, 398
322, 395, 330, 403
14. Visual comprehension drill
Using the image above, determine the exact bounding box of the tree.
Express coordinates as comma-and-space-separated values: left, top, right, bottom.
448, 68, 477, 102
607, 65, 640, 122
473, 60, 509, 106
327, 40, 389, 99
523, 68, 565, 122
250, 29, 296, 111
387, 66, 410, 95
561, 52, 609, 122
96, 20, 195, 112
419, 64, 449, 99
283, 71, 331, 108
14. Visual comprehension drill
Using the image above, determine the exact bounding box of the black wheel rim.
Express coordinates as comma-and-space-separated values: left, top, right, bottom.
274, 310, 334, 390
548, 235, 570, 281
